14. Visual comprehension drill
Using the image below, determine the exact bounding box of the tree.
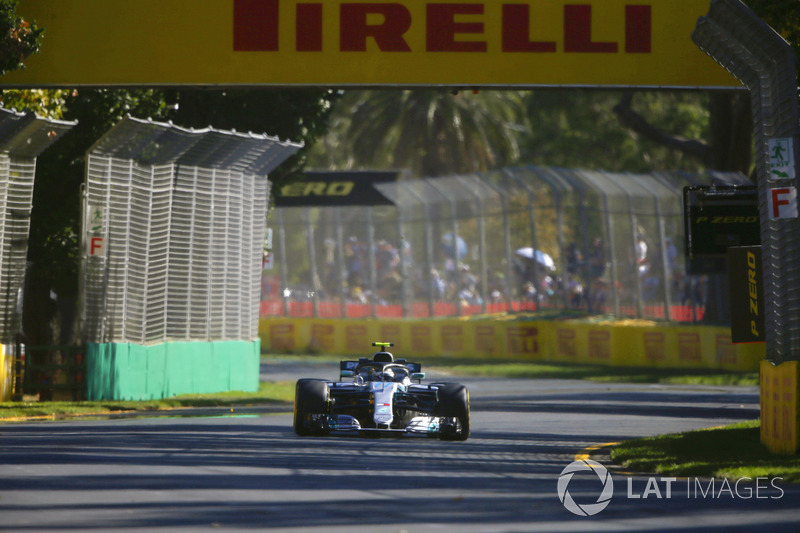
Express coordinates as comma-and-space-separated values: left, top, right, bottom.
748, 0, 800, 78
310, 88, 718, 177
612, 0, 800, 178
0, 0, 42, 76
308, 89, 525, 177
522, 90, 710, 173
170, 89, 339, 184
0, 89, 69, 118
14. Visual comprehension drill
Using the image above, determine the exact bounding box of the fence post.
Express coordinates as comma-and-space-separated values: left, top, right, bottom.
276, 209, 290, 317
335, 207, 347, 317
406, 185, 436, 318
366, 207, 378, 317
304, 208, 320, 318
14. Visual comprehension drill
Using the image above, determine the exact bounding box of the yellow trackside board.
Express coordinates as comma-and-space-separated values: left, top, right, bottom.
6, 0, 740, 88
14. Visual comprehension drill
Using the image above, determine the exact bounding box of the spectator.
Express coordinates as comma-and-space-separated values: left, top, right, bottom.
588, 238, 606, 280
430, 269, 446, 300
566, 242, 582, 276
665, 237, 678, 275
565, 274, 584, 308
377, 240, 400, 277
345, 236, 365, 291
642, 246, 662, 301
591, 278, 609, 313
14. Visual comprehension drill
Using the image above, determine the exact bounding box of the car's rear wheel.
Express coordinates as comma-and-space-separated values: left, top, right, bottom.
436, 383, 470, 441
294, 379, 330, 436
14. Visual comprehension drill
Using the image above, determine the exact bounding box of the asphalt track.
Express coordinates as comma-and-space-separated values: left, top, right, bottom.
1, 361, 798, 532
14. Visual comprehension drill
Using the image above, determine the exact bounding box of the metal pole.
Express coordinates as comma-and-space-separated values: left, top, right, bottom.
654, 195, 673, 321
406, 185, 436, 318
601, 193, 619, 315
577, 189, 591, 311
304, 208, 320, 318
428, 179, 462, 316
628, 210, 644, 318
652, 172, 688, 322
485, 172, 515, 310
276, 209, 289, 317
78, 183, 87, 343
335, 207, 347, 318
506, 169, 541, 310
529, 167, 568, 308
366, 207, 378, 317
460, 176, 488, 315
397, 207, 411, 317
693, 0, 800, 362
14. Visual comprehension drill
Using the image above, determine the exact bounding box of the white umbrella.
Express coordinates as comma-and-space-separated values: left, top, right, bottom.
515, 247, 556, 271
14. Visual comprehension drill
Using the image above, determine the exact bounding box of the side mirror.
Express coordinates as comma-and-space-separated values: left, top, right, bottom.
340, 370, 355, 380
411, 372, 425, 383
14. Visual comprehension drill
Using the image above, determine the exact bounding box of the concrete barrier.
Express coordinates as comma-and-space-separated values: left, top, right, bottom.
0, 344, 9, 401
85, 340, 260, 400
760, 360, 799, 454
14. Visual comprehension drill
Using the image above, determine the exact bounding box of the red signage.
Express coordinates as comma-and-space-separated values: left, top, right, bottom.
234, 1, 651, 54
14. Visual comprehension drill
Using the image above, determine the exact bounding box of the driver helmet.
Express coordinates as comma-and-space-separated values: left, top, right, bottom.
382, 368, 395, 382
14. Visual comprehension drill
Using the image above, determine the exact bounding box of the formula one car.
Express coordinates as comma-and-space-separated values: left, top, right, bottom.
293, 342, 470, 441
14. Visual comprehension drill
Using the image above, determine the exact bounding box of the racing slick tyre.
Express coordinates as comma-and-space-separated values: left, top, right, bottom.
294, 379, 330, 436
436, 383, 470, 441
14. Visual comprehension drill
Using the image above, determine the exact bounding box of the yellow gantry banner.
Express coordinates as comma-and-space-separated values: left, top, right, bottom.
7, 0, 739, 87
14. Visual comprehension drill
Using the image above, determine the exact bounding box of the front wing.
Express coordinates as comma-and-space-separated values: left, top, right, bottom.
325, 382, 443, 436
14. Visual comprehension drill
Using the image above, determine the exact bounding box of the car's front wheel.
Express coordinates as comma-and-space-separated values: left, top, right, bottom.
294, 379, 330, 436
436, 383, 470, 441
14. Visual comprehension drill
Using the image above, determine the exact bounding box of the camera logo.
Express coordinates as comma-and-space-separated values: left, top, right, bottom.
557, 459, 615, 516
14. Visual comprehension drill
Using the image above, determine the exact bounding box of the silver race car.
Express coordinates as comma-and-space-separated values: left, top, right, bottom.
293, 342, 470, 440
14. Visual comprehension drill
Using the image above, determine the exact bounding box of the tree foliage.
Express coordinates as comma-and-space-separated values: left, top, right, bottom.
612, 0, 800, 178
0, 89, 69, 118
747, 0, 800, 80
0, 0, 42, 76
309, 89, 713, 175
524, 90, 711, 173
170, 89, 339, 184
308, 90, 525, 177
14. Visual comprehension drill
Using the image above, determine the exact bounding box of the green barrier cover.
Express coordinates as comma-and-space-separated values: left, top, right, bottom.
86, 340, 260, 400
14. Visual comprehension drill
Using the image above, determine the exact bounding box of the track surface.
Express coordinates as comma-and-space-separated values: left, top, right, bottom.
1, 362, 798, 532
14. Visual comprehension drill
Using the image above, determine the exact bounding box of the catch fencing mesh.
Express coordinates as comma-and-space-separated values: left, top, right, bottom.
266, 168, 748, 323
0, 109, 75, 343
82, 117, 299, 345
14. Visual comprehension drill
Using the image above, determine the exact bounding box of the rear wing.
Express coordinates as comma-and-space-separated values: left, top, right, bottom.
340, 359, 422, 373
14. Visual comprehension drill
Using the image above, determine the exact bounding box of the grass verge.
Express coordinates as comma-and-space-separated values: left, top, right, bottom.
0, 381, 295, 421
610, 420, 800, 483
428, 359, 759, 386
1, 356, 759, 421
